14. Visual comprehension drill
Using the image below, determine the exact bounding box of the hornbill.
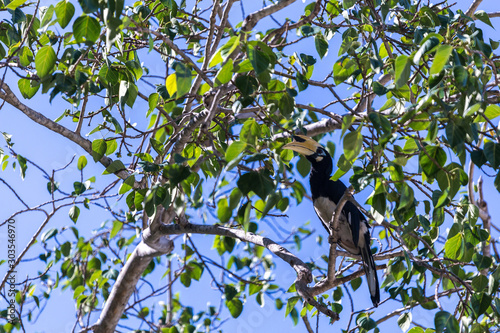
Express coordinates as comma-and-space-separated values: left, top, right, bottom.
283, 135, 380, 307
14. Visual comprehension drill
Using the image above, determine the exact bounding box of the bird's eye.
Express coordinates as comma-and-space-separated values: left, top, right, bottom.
317, 148, 327, 157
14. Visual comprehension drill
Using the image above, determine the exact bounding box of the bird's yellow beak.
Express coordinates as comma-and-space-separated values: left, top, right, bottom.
282, 135, 321, 156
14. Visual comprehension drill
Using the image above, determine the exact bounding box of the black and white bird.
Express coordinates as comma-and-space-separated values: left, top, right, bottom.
283, 135, 380, 307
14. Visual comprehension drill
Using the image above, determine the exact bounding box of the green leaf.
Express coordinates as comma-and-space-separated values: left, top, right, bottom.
91, 139, 107, 162
240, 118, 261, 145
296, 155, 311, 178
217, 198, 232, 223
296, 72, 309, 92
394, 55, 412, 88
285, 296, 300, 318
163, 164, 191, 185
88, 257, 101, 270
72, 181, 87, 195
225, 141, 246, 162
472, 275, 488, 292
79, 0, 99, 13
261, 193, 280, 218
180, 272, 191, 287
110, 220, 123, 239
315, 33, 328, 59
357, 314, 377, 330
471, 149, 487, 168
434, 311, 459, 333
475, 10, 494, 28
55, 0, 75, 28
471, 293, 492, 319
214, 59, 233, 87
18, 79, 39, 99
119, 175, 135, 195
35, 46, 56, 78
430, 45, 453, 76
47, 181, 59, 194
237, 171, 274, 200
148, 92, 159, 113
343, 0, 356, 9
98, 65, 119, 84
6, 0, 27, 10
73, 15, 100, 44
484, 104, 500, 121
398, 183, 414, 211
69, 205, 80, 223
235, 75, 258, 96
484, 141, 500, 169
41, 228, 58, 243
453, 66, 468, 89
495, 172, 500, 193
371, 192, 386, 216
408, 328, 424, 333
226, 299, 243, 318
350, 277, 362, 291
247, 43, 270, 75
444, 232, 463, 260
419, 145, 446, 178
104, 160, 126, 174
106, 139, 117, 155
369, 113, 391, 134
17, 154, 27, 179
77, 155, 87, 171
173, 62, 192, 97
372, 81, 388, 95
224, 284, 238, 301
473, 253, 493, 271
445, 121, 466, 148
414, 37, 440, 64
398, 312, 412, 332
343, 130, 363, 161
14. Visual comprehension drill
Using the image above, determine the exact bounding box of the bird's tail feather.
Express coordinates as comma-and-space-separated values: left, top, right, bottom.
360, 235, 380, 307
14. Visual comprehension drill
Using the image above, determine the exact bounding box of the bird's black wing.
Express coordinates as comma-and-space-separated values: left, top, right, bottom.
325, 179, 361, 246
325, 179, 380, 307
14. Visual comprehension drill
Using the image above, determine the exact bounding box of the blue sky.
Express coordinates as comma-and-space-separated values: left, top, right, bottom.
1, 0, 500, 332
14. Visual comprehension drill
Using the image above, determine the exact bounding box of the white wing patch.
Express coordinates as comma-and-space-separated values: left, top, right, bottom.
313, 197, 336, 231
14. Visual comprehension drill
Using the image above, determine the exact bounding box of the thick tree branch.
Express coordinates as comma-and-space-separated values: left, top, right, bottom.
159, 222, 312, 282
92, 206, 176, 332
158, 222, 343, 320
241, 0, 297, 32
263, 0, 322, 43
92, 238, 173, 333
465, 0, 483, 17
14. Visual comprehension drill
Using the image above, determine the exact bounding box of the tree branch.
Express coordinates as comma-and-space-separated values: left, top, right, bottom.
129, 27, 213, 88
92, 239, 173, 333
93, 207, 175, 332
241, 0, 297, 32
0, 82, 133, 182
158, 222, 342, 320
465, 0, 483, 17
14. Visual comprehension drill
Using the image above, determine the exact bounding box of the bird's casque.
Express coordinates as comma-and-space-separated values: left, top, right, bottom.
283, 135, 380, 307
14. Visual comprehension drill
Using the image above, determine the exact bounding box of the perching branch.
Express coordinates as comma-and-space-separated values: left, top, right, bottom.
158, 222, 343, 320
